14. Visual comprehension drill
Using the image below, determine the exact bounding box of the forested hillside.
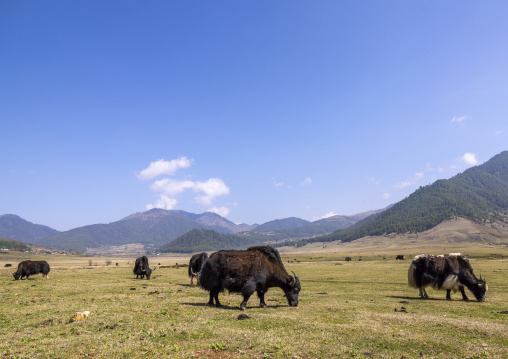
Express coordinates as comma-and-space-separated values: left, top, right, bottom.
0, 215, 59, 244
0, 237, 29, 251
293, 151, 508, 246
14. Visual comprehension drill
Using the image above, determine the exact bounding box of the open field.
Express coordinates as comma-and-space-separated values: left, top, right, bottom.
1, 238, 507, 359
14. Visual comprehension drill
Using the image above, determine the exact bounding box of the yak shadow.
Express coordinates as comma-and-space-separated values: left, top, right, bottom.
181, 302, 239, 311
181, 302, 288, 311
387, 295, 442, 301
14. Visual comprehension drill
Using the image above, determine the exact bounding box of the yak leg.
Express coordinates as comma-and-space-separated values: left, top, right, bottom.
240, 281, 256, 310
419, 287, 429, 299
213, 292, 222, 308
190, 276, 194, 286
459, 286, 469, 301
257, 290, 267, 308
208, 291, 221, 307
208, 292, 215, 306
240, 294, 252, 311
446, 289, 452, 300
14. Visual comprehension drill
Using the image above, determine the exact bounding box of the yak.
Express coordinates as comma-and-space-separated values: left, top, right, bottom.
13, 260, 50, 280
188, 252, 208, 286
199, 246, 301, 310
133, 256, 153, 280
408, 253, 488, 302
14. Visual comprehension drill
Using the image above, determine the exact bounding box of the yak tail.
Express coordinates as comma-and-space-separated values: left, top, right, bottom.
407, 261, 418, 288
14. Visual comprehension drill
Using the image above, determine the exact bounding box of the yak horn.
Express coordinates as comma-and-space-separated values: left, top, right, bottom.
292, 271, 300, 287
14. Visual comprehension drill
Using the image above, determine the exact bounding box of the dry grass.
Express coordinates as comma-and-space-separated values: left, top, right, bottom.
1, 238, 507, 359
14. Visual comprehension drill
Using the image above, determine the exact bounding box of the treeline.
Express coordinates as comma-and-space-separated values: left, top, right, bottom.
159, 229, 262, 253
286, 151, 508, 247
0, 237, 29, 251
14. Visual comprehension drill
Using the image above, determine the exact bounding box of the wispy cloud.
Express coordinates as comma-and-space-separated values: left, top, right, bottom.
383, 192, 392, 200
301, 177, 312, 186
323, 211, 337, 218
451, 116, 467, 123
137, 157, 193, 180
393, 172, 424, 189
496, 130, 504, 136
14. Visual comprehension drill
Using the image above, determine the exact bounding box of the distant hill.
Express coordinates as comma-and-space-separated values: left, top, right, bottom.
37, 209, 246, 252
0, 214, 60, 243
0, 236, 30, 251
253, 217, 310, 232
296, 151, 508, 246
159, 229, 262, 253
240, 209, 387, 244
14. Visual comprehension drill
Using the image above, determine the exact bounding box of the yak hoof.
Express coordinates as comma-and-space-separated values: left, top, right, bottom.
240, 306, 246, 311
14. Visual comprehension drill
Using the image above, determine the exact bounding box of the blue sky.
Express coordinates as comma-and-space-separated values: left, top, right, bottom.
1, 1, 507, 231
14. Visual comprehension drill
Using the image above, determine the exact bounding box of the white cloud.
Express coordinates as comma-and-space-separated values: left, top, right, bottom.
145, 195, 178, 210
495, 130, 504, 136
460, 153, 478, 166
193, 178, 230, 206
208, 206, 230, 217
451, 116, 467, 123
140, 157, 230, 216
137, 157, 192, 180
148, 177, 230, 208
301, 177, 312, 186
274, 182, 284, 187
383, 192, 392, 199
150, 178, 195, 196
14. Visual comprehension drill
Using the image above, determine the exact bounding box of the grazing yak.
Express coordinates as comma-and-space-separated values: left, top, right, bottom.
13, 260, 50, 280
199, 246, 301, 310
188, 252, 208, 286
133, 256, 153, 280
408, 253, 488, 302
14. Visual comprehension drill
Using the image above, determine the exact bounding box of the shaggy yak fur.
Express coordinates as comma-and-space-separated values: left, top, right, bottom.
133, 256, 153, 279
13, 260, 50, 280
199, 246, 301, 310
188, 252, 208, 286
408, 253, 487, 302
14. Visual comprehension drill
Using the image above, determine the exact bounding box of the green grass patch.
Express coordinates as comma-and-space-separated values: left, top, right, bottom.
0, 252, 507, 358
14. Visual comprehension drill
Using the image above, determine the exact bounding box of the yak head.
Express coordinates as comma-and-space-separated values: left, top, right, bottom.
145, 267, 152, 280
13, 272, 21, 280
284, 272, 301, 307
472, 275, 488, 302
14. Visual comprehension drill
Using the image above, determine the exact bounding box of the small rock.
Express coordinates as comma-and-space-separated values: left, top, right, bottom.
237, 314, 250, 320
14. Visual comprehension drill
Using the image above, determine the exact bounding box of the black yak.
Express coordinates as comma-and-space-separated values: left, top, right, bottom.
133, 256, 153, 280
188, 252, 208, 286
199, 246, 301, 310
13, 260, 50, 280
408, 253, 488, 302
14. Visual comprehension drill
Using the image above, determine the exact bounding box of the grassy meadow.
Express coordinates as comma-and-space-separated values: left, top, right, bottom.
0, 245, 507, 359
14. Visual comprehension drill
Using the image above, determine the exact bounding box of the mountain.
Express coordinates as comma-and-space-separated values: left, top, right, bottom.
159, 229, 262, 253
253, 217, 310, 232
37, 209, 245, 252
297, 151, 508, 246
0, 214, 60, 243
240, 209, 387, 243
